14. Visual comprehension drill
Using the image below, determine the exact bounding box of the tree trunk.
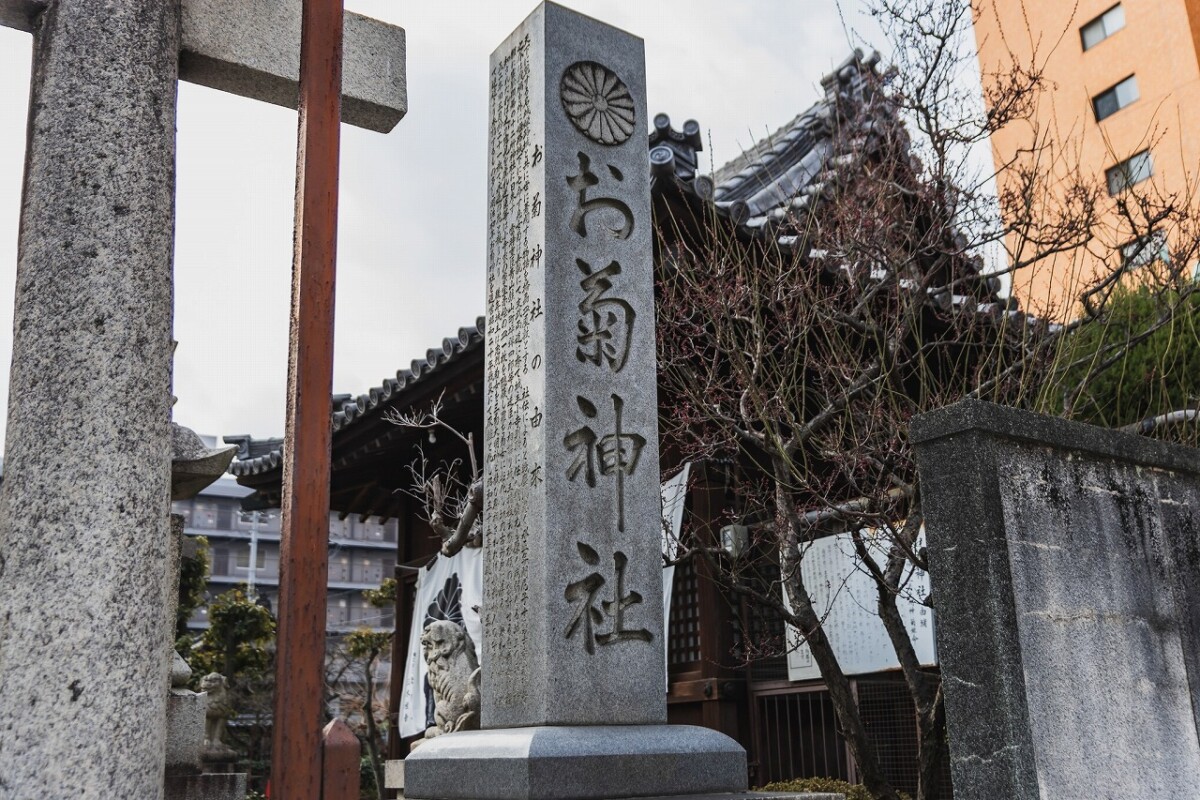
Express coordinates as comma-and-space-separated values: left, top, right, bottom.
858, 523, 947, 800
875, 583, 947, 800
915, 689, 947, 800
363, 654, 386, 799
774, 474, 900, 800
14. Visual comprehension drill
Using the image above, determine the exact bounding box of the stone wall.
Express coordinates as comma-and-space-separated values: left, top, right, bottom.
912, 400, 1200, 800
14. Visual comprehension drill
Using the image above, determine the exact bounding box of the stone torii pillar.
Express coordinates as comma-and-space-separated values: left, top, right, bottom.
0, 2, 404, 798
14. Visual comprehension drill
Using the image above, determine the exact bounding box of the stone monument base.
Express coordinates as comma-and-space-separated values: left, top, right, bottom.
628, 796, 841, 800
164, 772, 247, 800
404, 725, 757, 800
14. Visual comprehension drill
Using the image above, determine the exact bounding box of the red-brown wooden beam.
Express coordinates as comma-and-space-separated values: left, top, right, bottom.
272, 0, 344, 796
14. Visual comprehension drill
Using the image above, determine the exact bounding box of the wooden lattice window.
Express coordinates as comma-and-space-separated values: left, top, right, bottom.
668, 558, 701, 665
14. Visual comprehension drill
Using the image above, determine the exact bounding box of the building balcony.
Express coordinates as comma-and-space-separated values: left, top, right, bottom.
327, 624, 393, 635
184, 526, 282, 542
328, 578, 390, 591
184, 527, 397, 550
208, 573, 281, 586
328, 536, 397, 550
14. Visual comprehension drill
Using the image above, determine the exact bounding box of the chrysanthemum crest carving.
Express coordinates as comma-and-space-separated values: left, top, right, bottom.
560, 62, 636, 146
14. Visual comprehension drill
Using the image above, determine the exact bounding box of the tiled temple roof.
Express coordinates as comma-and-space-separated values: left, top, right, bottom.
228, 318, 484, 477
650, 49, 886, 244
228, 49, 1020, 485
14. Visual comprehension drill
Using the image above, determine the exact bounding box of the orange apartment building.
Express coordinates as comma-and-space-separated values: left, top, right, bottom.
974, 0, 1200, 313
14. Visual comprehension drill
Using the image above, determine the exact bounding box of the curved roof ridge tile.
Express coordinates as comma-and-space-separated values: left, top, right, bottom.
232, 53, 882, 480
229, 319, 487, 477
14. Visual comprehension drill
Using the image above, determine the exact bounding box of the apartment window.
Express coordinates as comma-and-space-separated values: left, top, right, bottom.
215, 502, 234, 531
236, 510, 278, 533
234, 546, 266, 570
192, 500, 218, 530
1106, 150, 1152, 195
359, 518, 388, 541
210, 545, 232, 576
1121, 230, 1168, 269
1081, 4, 1125, 50
1093, 76, 1139, 121
349, 597, 373, 625
327, 597, 350, 628
353, 556, 383, 585
262, 547, 280, 577
329, 553, 352, 582
328, 514, 353, 539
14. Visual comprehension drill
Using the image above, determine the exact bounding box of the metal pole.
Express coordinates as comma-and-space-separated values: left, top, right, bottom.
271, 0, 343, 795
247, 512, 260, 601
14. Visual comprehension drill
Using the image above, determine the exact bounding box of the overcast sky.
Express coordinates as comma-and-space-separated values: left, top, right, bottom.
0, 1, 885, 446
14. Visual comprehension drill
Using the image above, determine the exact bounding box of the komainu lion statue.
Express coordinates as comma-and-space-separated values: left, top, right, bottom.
200, 672, 234, 754
414, 620, 481, 748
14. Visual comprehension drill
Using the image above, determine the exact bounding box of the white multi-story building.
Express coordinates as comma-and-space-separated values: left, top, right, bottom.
173, 472, 397, 635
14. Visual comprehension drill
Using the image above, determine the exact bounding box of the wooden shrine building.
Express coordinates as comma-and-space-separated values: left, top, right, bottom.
231, 52, 990, 793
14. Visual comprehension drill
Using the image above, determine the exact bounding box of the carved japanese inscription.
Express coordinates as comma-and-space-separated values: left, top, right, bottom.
563, 395, 645, 532
483, 33, 534, 705
554, 57, 655, 662
564, 541, 652, 653
567, 153, 633, 239
575, 259, 634, 372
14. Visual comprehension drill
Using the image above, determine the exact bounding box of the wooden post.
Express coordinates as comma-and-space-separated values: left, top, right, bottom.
387, 494, 412, 774
272, 0, 344, 796
321, 719, 362, 800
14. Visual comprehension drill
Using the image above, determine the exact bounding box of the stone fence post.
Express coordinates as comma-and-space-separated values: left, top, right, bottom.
321, 718, 362, 800
913, 400, 1200, 800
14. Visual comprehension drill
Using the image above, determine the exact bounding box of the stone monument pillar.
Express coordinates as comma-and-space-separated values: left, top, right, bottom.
165, 425, 244, 800
482, 0, 665, 731
163, 651, 247, 800
404, 4, 748, 798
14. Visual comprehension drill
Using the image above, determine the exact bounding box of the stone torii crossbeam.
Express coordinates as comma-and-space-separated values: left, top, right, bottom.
0, 2, 404, 798
0, 0, 405, 132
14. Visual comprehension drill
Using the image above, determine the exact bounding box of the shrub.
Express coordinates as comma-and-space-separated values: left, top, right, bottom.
1051, 285, 1200, 444
758, 777, 911, 800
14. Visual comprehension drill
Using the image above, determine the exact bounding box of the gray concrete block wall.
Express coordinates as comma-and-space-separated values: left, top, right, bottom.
913, 400, 1200, 800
